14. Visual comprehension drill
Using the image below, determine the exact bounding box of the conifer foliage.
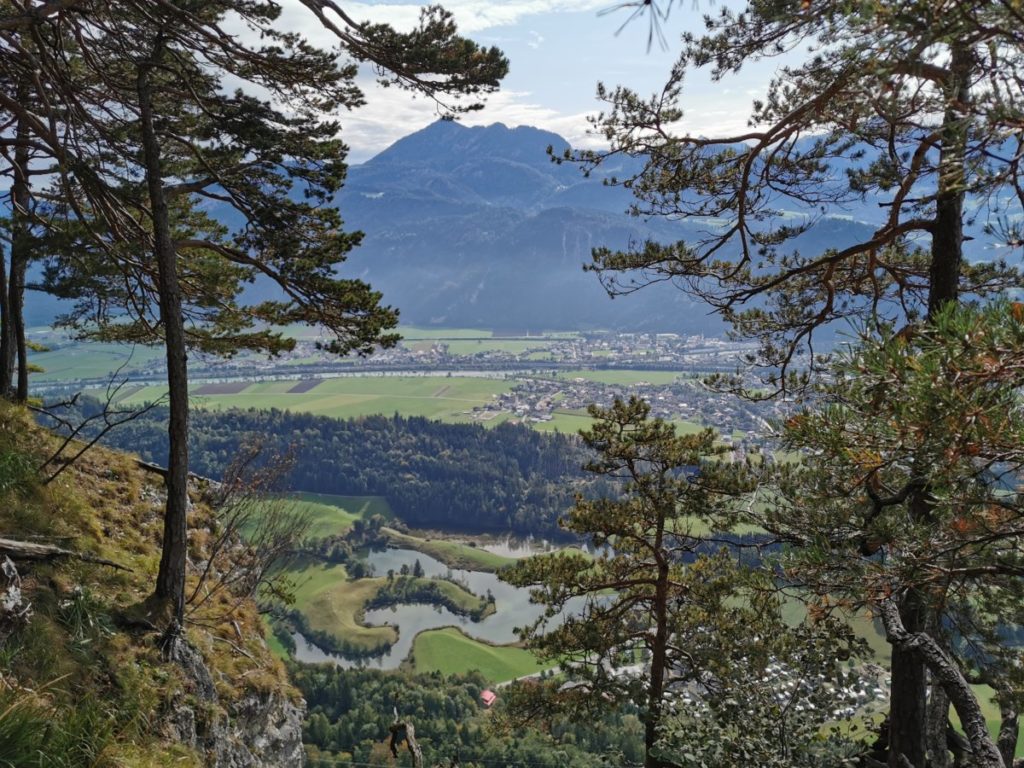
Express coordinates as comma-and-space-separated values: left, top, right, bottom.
580, 2, 1024, 765
0, 0, 506, 636
504, 399, 865, 768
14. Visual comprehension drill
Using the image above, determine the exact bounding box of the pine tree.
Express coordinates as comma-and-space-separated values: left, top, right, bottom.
0, 0, 507, 637
581, 3, 1024, 763
503, 398, 861, 767
761, 301, 1024, 767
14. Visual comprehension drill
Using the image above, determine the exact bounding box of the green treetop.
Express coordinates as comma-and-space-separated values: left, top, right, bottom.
503, 398, 863, 768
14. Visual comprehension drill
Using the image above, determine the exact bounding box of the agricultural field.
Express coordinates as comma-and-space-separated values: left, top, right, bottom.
533, 409, 707, 436
398, 326, 500, 340
399, 327, 576, 341
442, 339, 559, 356
531, 410, 598, 434
28, 324, 575, 382
411, 627, 551, 682
110, 375, 513, 422
29, 338, 163, 382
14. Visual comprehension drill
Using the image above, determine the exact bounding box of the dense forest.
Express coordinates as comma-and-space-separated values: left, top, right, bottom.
293, 665, 645, 768
84, 403, 598, 535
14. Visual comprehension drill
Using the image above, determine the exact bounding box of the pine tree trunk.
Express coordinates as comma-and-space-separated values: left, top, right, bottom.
645, 525, 670, 768
889, 43, 974, 768
926, 678, 951, 768
138, 42, 189, 626
927, 43, 971, 319
889, 590, 928, 768
991, 688, 1015, 768
9, 98, 30, 404
0, 243, 12, 397
880, 600, 1004, 768
996, 691, 1018, 768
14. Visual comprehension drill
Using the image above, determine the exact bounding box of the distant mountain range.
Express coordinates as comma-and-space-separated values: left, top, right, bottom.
333, 120, 878, 334
32, 119, 1002, 334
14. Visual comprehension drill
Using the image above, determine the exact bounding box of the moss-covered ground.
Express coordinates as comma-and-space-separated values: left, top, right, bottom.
0, 402, 294, 766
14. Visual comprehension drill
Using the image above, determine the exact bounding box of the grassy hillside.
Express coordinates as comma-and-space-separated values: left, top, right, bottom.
268, 493, 392, 539
0, 403, 297, 766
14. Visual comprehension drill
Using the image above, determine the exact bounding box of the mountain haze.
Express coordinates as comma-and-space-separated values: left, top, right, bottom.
29, 120, 887, 334
336, 120, 875, 333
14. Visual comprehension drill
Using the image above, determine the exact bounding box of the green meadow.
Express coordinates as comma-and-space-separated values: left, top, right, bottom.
443, 339, 559, 356
530, 410, 596, 434
262, 615, 290, 660
111, 375, 512, 422
29, 341, 164, 382
411, 627, 550, 682
289, 563, 399, 652
269, 493, 392, 539
399, 326, 576, 341
532, 409, 707, 436
383, 528, 515, 573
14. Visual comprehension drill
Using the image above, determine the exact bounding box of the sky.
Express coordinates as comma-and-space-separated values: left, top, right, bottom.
276, 0, 779, 162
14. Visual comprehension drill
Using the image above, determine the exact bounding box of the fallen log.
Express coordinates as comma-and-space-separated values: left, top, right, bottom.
0, 537, 133, 572
135, 459, 217, 486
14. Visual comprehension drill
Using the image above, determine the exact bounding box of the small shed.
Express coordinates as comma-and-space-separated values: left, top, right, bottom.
480, 690, 497, 708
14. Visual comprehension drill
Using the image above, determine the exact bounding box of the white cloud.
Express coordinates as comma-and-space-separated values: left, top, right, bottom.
271, 0, 611, 43
341, 80, 756, 163
237, 2, 759, 163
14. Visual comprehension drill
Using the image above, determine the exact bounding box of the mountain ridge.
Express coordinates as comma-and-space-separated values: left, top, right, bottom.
334, 119, 877, 333
29, 119, 888, 334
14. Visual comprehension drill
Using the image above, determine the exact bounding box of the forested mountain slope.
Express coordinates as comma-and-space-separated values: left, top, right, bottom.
331, 121, 880, 333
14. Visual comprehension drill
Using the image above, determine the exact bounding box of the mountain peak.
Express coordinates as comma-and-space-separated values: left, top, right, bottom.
364, 120, 571, 170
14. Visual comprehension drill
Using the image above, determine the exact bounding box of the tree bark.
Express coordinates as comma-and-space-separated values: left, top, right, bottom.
0, 243, 12, 398
9, 92, 31, 403
879, 598, 1005, 768
886, 40, 976, 768
926, 43, 972, 317
138, 41, 189, 627
926, 676, 951, 768
889, 588, 928, 768
997, 694, 1018, 768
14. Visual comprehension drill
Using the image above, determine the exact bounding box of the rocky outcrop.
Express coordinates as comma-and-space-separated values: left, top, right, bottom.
214, 690, 306, 767
165, 640, 305, 767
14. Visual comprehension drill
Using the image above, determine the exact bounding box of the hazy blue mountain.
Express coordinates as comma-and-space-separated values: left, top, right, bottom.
334, 120, 877, 333
28, 120, 902, 335
26, 286, 62, 326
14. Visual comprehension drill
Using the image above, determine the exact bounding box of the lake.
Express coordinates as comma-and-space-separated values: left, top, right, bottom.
292, 546, 586, 669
